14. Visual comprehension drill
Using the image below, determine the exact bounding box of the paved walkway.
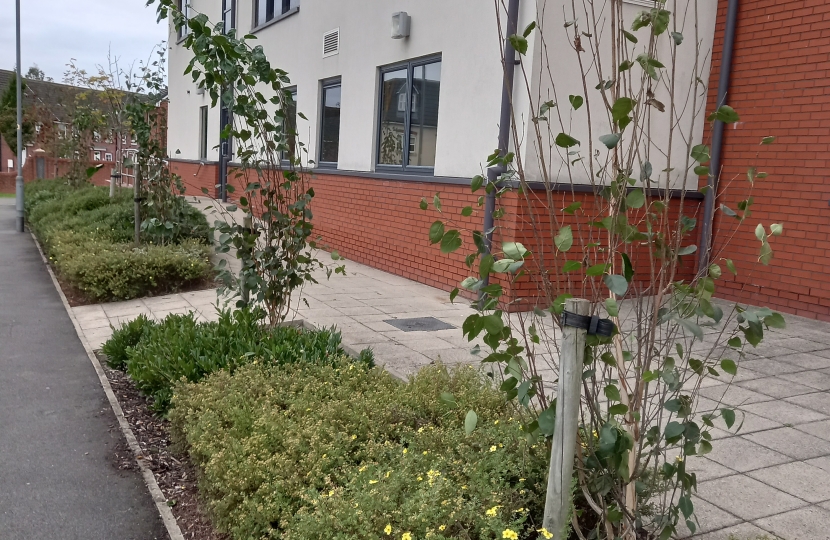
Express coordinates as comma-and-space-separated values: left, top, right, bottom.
68, 198, 830, 539
0, 199, 167, 539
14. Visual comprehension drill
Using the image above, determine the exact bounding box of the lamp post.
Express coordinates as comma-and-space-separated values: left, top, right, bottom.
15, 0, 24, 233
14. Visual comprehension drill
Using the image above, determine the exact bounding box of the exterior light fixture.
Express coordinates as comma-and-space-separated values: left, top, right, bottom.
391, 12, 410, 39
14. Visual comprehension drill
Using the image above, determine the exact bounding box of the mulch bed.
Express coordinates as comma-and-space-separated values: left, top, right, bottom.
98, 352, 227, 540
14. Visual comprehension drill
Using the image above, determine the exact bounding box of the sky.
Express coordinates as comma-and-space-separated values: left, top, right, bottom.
0, 0, 169, 84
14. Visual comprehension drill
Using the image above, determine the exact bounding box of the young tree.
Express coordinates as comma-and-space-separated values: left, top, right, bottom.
0, 75, 34, 155
25, 65, 51, 82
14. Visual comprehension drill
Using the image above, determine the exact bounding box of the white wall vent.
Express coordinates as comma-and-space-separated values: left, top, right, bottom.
323, 28, 340, 58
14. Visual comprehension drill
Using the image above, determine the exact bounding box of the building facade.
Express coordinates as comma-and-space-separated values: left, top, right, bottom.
168, 0, 730, 308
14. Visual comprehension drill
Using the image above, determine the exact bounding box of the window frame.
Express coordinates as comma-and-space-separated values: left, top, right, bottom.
252, 0, 299, 33
198, 105, 209, 161
93, 150, 102, 161
105, 152, 113, 162
222, 0, 236, 33
177, 0, 191, 40
317, 78, 341, 169
376, 55, 442, 175
281, 87, 298, 165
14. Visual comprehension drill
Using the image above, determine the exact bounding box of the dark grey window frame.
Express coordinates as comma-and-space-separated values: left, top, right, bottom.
376, 55, 442, 175
252, 0, 299, 33
222, 0, 236, 33
198, 106, 209, 160
177, 0, 190, 41
317, 78, 341, 169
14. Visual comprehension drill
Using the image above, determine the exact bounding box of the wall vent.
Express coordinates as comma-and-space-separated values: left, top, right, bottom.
323, 28, 340, 58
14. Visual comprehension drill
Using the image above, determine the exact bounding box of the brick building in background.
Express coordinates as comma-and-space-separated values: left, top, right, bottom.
707, 0, 830, 321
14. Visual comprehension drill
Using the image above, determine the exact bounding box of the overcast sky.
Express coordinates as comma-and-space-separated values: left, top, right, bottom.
0, 0, 168, 83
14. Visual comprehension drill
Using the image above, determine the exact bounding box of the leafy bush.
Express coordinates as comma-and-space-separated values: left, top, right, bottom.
170, 362, 548, 540
121, 308, 353, 412
101, 314, 155, 370
25, 180, 212, 301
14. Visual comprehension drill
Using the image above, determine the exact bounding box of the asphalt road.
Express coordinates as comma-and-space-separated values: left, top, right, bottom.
0, 198, 167, 540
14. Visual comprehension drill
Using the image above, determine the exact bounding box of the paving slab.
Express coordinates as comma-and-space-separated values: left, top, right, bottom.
692, 522, 778, 539
785, 392, 830, 417
698, 476, 806, 521
747, 461, 830, 503
0, 200, 167, 540
753, 505, 830, 540
744, 427, 830, 460
737, 377, 818, 399
704, 436, 793, 472
797, 420, 830, 442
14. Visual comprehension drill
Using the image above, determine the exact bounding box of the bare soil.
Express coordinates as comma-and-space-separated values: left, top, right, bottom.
99, 352, 227, 540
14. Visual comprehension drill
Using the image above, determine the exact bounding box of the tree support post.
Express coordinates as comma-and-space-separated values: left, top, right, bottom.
543, 298, 590, 538
134, 166, 141, 248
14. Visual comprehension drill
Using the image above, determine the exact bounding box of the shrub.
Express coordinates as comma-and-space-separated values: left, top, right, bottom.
25, 180, 212, 301
169, 362, 548, 540
123, 308, 353, 412
101, 314, 155, 370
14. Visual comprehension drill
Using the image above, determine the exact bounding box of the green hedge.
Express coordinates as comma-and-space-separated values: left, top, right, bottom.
170, 361, 548, 540
25, 180, 212, 301
103, 308, 365, 412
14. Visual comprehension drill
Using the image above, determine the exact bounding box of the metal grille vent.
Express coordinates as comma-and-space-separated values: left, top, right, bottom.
323, 28, 340, 57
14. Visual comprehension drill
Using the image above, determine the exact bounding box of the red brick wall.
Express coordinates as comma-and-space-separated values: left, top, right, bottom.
708, 0, 830, 321
170, 160, 220, 198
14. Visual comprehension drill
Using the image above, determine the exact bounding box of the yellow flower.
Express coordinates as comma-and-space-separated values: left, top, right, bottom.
369, 480, 378, 484
502, 529, 518, 540
538, 528, 553, 539
328, 490, 334, 496
423, 451, 428, 455
418, 427, 425, 433
403, 448, 408, 454
351, 434, 357, 440
417, 476, 423, 481
485, 505, 500, 517
359, 466, 367, 472
675, 455, 684, 463
386, 471, 392, 478
490, 445, 497, 452
438, 525, 446, 531
384, 524, 392, 535
402, 533, 412, 540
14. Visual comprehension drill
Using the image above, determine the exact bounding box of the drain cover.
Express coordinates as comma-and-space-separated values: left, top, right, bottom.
384, 317, 455, 332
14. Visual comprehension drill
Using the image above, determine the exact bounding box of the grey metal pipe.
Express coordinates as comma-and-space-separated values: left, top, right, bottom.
699, 0, 739, 273
15, 0, 24, 233
483, 0, 520, 263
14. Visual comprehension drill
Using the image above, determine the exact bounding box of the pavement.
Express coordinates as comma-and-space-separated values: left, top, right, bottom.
18, 193, 830, 540
0, 199, 167, 540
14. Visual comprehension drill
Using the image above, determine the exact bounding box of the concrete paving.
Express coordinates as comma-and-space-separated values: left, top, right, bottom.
0, 199, 167, 540
69, 197, 830, 540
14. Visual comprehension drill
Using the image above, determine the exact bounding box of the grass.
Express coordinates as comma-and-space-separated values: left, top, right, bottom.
0, 193, 15, 198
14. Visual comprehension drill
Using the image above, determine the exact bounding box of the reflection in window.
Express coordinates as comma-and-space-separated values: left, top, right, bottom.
377, 59, 441, 170
256, 0, 299, 27
222, 0, 235, 33
177, 0, 190, 38
319, 83, 341, 165
282, 89, 297, 163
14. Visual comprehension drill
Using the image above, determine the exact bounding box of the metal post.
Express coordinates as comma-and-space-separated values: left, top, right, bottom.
543, 298, 590, 538
109, 168, 116, 198
15, 0, 24, 233
240, 215, 252, 306
134, 165, 141, 247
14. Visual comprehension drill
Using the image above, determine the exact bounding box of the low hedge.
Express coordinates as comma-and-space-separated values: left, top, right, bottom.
170, 361, 548, 540
25, 180, 212, 301
103, 308, 365, 412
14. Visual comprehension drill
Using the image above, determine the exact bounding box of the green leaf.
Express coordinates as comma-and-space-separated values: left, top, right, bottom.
471, 175, 484, 192
508, 34, 528, 55
555, 226, 574, 252
708, 104, 740, 124
586, 263, 609, 277
599, 133, 621, 148
721, 359, 737, 376
626, 189, 645, 209
538, 404, 556, 435
464, 410, 478, 435
440, 230, 462, 253
449, 288, 460, 303
609, 404, 629, 416
433, 193, 442, 212
720, 204, 737, 218
483, 314, 504, 335
563, 260, 582, 273
569, 95, 584, 110
618, 60, 634, 72
678, 495, 694, 519
721, 408, 736, 429
555, 133, 580, 148
691, 144, 710, 163
728, 337, 742, 348
770, 223, 783, 236
677, 317, 703, 339
440, 392, 457, 406
552, 293, 572, 314
479, 254, 494, 278
503, 242, 528, 260
604, 274, 629, 296
764, 312, 786, 329
677, 245, 697, 256
755, 223, 767, 242
759, 241, 773, 265
523, 20, 537, 37
651, 9, 671, 35
563, 201, 582, 214
709, 264, 722, 279
694, 165, 710, 176
491, 259, 514, 273
664, 421, 685, 440
671, 31, 684, 45
761, 136, 776, 145
605, 297, 619, 316
621, 253, 634, 282
726, 258, 737, 275
419, 198, 428, 210
461, 206, 473, 217
622, 30, 638, 43
699, 439, 713, 454
611, 97, 635, 123
429, 221, 445, 244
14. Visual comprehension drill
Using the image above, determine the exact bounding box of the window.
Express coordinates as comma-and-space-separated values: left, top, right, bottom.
282, 89, 297, 163
121, 134, 127, 146
318, 81, 341, 166
35, 123, 41, 134
105, 152, 113, 161
178, 0, 191, 39
255, 0, 299, 28
93, 151, 101, 161
199, 106, 209, 160
377, 57, 441, 171
222, 0, 235, 33
56, 123, 67, 140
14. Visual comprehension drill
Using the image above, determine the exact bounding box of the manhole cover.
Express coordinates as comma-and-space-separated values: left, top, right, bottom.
384, 317, 455, 332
